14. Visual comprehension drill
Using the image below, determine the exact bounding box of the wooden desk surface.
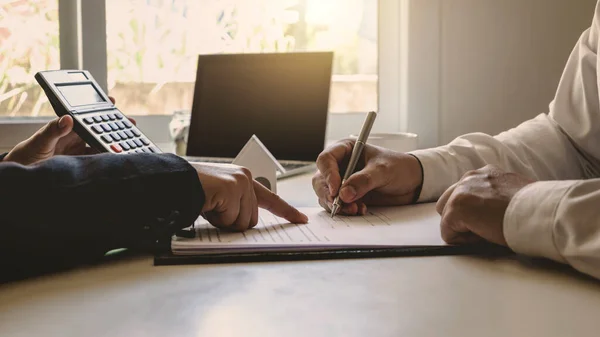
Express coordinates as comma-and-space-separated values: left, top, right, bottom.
1, 174, 599, 337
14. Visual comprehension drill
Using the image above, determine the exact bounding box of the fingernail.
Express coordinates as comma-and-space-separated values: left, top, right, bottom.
301, 213, 309, 223
340, 186, 357, 201
58, 116, 68, 129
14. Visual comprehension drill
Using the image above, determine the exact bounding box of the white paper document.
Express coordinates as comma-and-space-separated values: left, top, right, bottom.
171, 203, 446, 255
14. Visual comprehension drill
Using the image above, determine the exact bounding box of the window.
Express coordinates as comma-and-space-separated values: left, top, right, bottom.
105, 0, 378, 116
0, 0, 59, 117
0, 0, 401, 150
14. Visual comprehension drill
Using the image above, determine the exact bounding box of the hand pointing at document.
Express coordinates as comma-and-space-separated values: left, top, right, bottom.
192, 162, 309, 231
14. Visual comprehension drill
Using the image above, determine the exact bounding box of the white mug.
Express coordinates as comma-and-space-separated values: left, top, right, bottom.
350, 132, 418, 153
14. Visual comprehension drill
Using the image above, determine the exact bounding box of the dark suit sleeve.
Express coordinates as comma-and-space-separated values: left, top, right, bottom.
0, 153, 204, 280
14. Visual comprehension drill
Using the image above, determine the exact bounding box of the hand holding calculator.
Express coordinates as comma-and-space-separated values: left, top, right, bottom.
35, 70, 161, 154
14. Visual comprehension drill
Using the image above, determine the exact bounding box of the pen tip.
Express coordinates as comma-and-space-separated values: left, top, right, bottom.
330, 204, 339, 218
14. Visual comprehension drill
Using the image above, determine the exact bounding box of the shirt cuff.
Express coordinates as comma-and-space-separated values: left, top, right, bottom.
503, 180, 576, 263
409, 148, 461, 202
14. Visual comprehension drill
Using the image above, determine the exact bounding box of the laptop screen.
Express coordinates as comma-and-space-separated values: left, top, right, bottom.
186, 52, 332, 162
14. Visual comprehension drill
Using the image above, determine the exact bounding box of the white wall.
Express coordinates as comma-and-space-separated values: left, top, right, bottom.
403, 0, 597, 148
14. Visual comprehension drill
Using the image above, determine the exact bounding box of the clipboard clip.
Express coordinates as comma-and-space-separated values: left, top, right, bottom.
175, 223, 196, 238
175, 211, 206, 238
152, 210, 196, 243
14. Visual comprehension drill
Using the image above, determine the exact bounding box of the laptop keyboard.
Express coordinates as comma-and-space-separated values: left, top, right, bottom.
197, 157, 309, 171
199, 158, 233, 164
281, 162, 308, 170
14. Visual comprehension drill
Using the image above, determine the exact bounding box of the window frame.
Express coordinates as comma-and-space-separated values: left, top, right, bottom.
0, 0, 404, 153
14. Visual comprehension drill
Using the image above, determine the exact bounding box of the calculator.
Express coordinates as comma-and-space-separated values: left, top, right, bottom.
35, 70, 161, 154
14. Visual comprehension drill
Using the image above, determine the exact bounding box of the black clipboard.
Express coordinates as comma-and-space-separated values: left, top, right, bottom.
154, 244, 512, 266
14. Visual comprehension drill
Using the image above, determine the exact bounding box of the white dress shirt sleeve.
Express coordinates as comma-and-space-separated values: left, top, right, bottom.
505, 179, 600, 280
410, 1, 600, 278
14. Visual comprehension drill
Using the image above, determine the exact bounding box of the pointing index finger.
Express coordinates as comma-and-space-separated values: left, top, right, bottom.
253, 181, 308, 224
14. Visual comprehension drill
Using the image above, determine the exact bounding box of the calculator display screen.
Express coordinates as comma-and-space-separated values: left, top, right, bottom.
58, 83, 105, 107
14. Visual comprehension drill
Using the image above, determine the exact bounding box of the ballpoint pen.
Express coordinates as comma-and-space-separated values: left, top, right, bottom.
331, 111, 377, 218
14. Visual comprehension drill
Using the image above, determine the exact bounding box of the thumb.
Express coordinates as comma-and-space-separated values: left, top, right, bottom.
33, 116, 74, 146
339, 163, 388, 203
39, 115, 73, 139
254, 181, 309, 224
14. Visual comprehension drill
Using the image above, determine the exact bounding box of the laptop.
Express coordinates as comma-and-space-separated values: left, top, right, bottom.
185, 52, 333, 179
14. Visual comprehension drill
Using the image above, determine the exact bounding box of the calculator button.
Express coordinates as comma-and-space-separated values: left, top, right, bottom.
91, 125, 104, 134
149, 146, 159, 153
107, 122, 118, 131
141, 148, 150, 153
117, 131, 128, 139
101, 135, 112, 143
133, 139, 143, 147
93, 116, 103, 123
140, 138, 150, 145
108, 113, 116, 120
123, 120, 133, 128
114, 113, 124, 120
111, 133, 122, 141
116, 121, 126, 130
110, 144, 122, 153
132, 129, 141, 137
125, 139, 135, 148
101, 124, 112, 132
125, 130, 134, 138
120, 142, 131, 151
101, 114, 110, 121
83, 117, 94, 125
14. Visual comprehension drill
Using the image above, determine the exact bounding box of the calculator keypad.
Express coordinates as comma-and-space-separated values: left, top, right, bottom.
81, 112, 158, 154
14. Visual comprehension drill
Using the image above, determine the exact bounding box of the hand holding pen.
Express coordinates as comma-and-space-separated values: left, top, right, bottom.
330, 111, 378, 218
